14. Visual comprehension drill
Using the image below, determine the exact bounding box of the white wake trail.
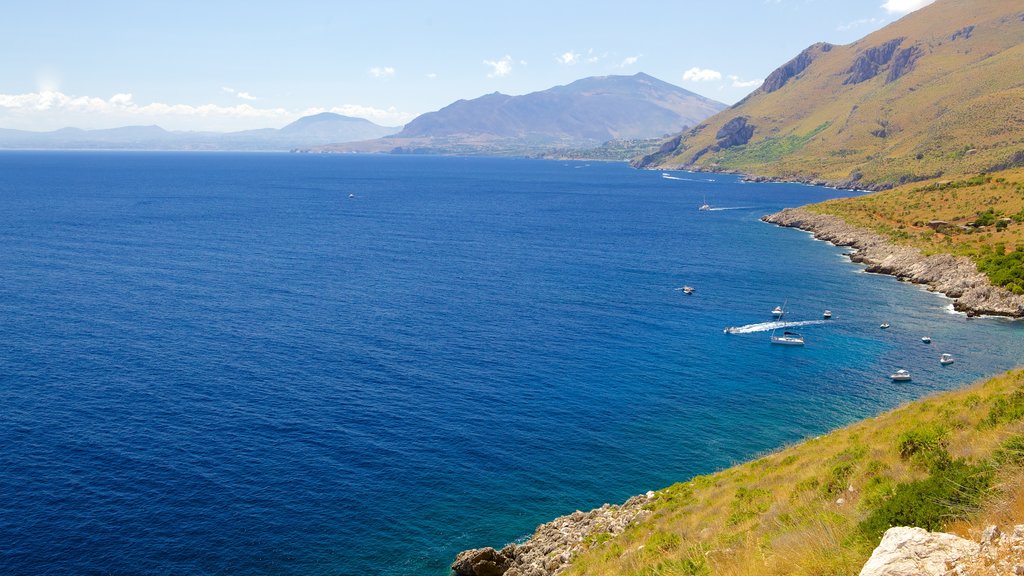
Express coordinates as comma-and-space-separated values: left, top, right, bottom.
723, 320, 827, 334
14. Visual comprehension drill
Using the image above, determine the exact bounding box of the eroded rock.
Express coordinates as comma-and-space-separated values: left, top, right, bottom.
858, 527, 978, 576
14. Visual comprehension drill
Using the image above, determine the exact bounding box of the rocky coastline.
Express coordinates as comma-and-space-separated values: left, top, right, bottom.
763, 207, 1024, 318
451, 492, 655, 576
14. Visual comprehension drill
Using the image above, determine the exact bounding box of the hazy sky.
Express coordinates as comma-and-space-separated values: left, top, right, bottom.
0, 0, 936, 132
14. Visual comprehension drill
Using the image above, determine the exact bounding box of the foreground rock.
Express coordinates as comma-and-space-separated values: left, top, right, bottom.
860, 525, 1024, 576
859, 527, 977, 576
763, 208, 1024, 317
451, 492, 654, 576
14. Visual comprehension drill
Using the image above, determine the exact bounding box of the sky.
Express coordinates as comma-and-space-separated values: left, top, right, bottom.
0, 0, 937, 132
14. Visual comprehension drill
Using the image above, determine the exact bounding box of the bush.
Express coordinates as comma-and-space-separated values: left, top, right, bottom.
857, 459, 992, 542
981, 388, 1024, 428
897, 425, 949, 469
993, 435, 1024, 466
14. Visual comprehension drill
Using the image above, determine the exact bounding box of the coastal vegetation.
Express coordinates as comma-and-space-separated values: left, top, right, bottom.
808, 168, 1024, 293
562, 369, 1024, 576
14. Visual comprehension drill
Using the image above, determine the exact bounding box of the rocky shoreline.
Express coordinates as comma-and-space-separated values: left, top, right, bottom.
451, 492, 655, 576
762, 207, 1024, 318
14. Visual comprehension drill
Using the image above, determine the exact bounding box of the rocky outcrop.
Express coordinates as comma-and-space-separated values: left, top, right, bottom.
715, 116, 755, 148
451, 492, 655, 576
845, 38, 905, 85
761, 42, 834, 93
859, 527, 978, 576
886, 46, 922, 83
860, 525, 1024, 576
762, 207, 1024, 317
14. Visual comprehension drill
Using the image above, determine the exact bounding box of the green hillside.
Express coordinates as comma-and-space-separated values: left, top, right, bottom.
564, 369, 1024, 576
636, 0, 1024, 190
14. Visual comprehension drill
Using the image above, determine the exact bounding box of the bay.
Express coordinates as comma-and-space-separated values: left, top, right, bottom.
0, 152, 1021, 575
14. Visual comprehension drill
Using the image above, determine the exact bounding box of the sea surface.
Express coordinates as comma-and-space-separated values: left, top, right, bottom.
1, 152, 1022, 575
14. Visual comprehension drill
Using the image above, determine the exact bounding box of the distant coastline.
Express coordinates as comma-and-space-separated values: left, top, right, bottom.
762, 207, 1024, 318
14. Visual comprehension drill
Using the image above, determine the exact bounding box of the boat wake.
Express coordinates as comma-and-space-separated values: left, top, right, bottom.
724, 320, 827, 334
706, 206, 755, 211
661, 173, 696, 181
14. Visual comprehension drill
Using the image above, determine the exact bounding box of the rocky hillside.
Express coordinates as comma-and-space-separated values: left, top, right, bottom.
308, 73, 725, 155
635, 0, 1024, 189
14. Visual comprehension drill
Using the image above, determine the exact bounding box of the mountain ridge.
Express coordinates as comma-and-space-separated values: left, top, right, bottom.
635, 0, 1024, 189
0, 112, 399, 151
308, 72, 726, 156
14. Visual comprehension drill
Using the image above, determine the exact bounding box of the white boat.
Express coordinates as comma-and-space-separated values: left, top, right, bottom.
921, 336, 931, 343
699, 197, 711, 211
683, 286, 694, 295
772, 306, 784, 317
771, 331, 805, 346
823, 310, 832, 319
940, 353, 954, 365
880, 322, 890, 329
890, 369, 912, 381
348, 193, 356, 199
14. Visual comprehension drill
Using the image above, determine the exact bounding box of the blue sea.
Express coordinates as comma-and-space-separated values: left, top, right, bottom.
1, 152, 1021, 575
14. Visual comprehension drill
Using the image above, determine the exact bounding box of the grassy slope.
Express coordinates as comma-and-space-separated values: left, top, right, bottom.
566, 369, 1024, 576
645, 0, 1024, 189
809, 168, 1024, 292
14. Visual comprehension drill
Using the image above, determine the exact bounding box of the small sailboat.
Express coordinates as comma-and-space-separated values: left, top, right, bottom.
890, 369, 912, 381
921, 336, 931, 343
771, 331, 805, 346
770, 301, 804, 346
940, 353, 954, 365
823, 310, 832, 319
772, 306, 784, 317
699, 197, 711, 211
880, 322, 890, 329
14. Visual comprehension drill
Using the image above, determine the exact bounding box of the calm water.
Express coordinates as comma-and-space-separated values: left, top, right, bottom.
1, 153, 1021, 575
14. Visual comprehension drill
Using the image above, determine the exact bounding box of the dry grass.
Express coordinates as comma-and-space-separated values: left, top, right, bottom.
564, 370, 1024, 576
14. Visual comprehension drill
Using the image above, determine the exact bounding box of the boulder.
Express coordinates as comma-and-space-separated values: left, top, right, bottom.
858, 527, 978, 576
452, 547, 513, 576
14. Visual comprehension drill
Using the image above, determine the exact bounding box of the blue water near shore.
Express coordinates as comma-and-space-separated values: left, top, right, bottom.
1, 152, 1022, 575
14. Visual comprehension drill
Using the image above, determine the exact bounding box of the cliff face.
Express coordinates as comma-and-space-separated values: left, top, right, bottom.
762, 208, 1024, 317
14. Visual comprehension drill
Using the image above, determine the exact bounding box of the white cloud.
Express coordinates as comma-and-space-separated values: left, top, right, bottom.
0, 89, 416, 131
682, 67, 722, 82
618, 55, 640, 68
880, 0, 935, 14
557, 51, 580, 65
727, 75, 762, 88
426, 73, 438, 79
221, 86, 258, 100
369, 66, 396, 78
483, 55, 513, 78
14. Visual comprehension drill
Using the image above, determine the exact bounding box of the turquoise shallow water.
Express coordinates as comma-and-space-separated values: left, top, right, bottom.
0, 152, 1021, 575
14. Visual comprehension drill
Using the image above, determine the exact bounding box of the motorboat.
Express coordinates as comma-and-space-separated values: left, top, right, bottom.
699, 196, 711, 211
940, 353, 954, 365
771, 331, 805, 346
921, 336, 932, 343
890, 369, 912, 381
772, 306, 784, 317
683, 286, 694, 295
823, 310, 832, 319
880, 322, 890, 329
348, 193, 356, 199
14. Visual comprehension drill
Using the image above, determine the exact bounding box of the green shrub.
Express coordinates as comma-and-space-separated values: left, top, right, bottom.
729, 487, 771, 525
897, 425, 949, 469
982, 388, 1024, 428
993, 434, 1024, 466
857, 459, 992, 542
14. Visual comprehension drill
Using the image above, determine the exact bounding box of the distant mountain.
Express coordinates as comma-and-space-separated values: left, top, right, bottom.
308, 73, 726, 155
635, 0, 1024, 189
0, 112, 399, 150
